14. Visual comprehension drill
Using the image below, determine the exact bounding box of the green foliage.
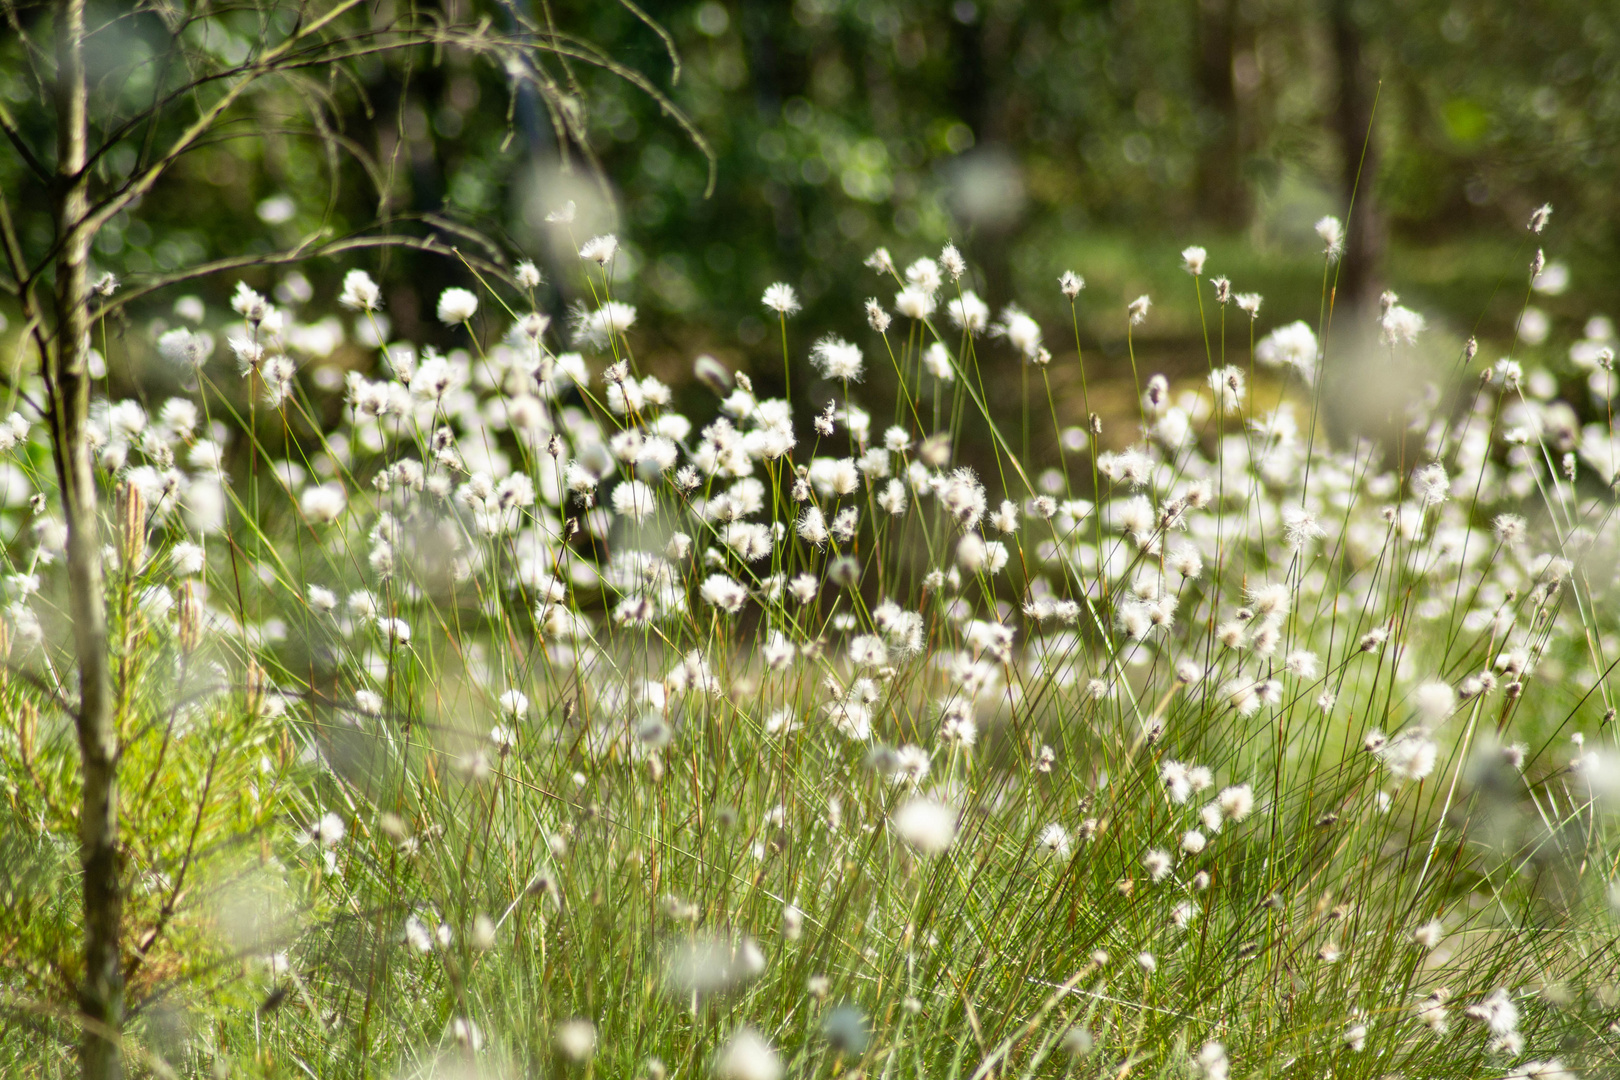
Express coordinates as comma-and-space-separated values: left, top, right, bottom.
3, 4, 1620, 1080
3, 220, 1619, 1074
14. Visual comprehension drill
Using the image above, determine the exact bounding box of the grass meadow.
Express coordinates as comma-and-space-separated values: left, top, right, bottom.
2, 213, 1618, 1080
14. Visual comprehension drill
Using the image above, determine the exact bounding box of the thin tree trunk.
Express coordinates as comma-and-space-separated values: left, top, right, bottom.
52, 0, 123, 1076
1194, 0, 1249, 230
1329, 0, 1383, 313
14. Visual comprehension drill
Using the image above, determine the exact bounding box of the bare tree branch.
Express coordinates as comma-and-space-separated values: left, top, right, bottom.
89, 229, 513, 322
0, 98, 50, 182
81, 0, 373, 239
2, 661, 81, 724
612, 0, 682, 85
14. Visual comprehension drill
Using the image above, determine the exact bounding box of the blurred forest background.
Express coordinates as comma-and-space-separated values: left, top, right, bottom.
3, 0, 1618, 443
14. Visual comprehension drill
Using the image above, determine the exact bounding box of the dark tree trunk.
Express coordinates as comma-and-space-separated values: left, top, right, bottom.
948, 9, 989, 139
1194, 0, 1249, 230
1329, 0, 1384, 313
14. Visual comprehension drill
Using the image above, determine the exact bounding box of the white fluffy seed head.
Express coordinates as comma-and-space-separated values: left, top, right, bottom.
762, 282, 800, 315
811, 336, 864, 381
1413, 917, 1445, 949
338, 269, 382, 311
579, 234, 619, 264
1247, 582, 1291, 620
714, 1029, 782, 1080
1413, 681, 1456, 721
1381, 303, 1427, 346
300, 483, 346, 524
865, 298, 891, 332
436, 287, 478, 325
1412, 462, 1450, 506
891, 797, 958, 856
553, 1019, 597, 1062
1218, 784, 1254, 822
1315, 215, 1344, 260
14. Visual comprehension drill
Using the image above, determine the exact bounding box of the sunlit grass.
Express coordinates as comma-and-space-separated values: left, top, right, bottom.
2, 212, 1618, 1080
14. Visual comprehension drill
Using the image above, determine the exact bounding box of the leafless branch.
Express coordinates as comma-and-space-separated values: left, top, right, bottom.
89, 228, 513, 322
0, 98, 49, 182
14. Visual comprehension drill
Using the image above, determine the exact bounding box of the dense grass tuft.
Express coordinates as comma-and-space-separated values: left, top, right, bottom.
3, 216, 1619, 1079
